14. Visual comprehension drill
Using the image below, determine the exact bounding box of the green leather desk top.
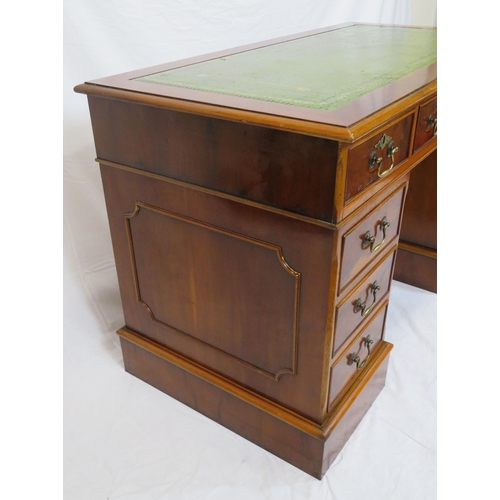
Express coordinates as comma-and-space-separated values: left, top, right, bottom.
135, 25, 437, 111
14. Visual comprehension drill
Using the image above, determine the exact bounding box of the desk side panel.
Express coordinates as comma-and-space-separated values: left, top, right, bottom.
100, 163, 335, 422
393, 150, 437, 292
88, 96, 338, 223
397, 150, 437, 249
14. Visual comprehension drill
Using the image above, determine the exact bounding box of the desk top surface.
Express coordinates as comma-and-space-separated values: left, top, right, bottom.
77, 23, 437, 141
135, 25, 436, 112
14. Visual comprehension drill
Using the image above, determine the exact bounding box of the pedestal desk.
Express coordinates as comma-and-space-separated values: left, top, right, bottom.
75, 23, 437, 479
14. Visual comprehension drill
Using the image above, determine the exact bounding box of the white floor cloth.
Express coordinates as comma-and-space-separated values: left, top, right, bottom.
64, 274, 436, 499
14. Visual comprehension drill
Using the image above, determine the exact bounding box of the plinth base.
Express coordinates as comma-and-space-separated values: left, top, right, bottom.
118, 327, 392, 479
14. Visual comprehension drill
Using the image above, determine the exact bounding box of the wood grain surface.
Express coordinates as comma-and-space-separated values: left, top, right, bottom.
75, 22, 437, 478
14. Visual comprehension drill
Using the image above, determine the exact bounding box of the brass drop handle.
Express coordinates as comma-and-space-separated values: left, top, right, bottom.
379, 140, 398, 178
349, 335, 374, 371
368, 134, 399, 178
362, 217, 390, 253
354, 281, 380, 317
428, 113, 437, 136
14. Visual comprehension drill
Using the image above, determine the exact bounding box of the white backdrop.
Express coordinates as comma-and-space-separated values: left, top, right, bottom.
64, 2, 437, 499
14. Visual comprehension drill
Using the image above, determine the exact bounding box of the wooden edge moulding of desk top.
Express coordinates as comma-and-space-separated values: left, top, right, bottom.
74, 22, 436, 143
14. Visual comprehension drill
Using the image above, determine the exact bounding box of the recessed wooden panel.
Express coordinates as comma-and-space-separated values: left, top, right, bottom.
100, 161, 335, 421
126, 202, 300, 380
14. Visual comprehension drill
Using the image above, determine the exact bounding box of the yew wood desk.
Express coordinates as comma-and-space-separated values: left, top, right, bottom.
75, 23, 437, 479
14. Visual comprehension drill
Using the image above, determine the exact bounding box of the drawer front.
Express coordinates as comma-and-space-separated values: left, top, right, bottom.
339, 183, 405, 292
334, 250, 395, 354
413, 97, 437, 152
345, 114, 413, 202
328, 303, 388, 409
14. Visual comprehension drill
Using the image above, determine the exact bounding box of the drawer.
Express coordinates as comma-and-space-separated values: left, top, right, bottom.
333, 249, 395, 354
339, 183, 405, 292
328, 303, 388, 409
413, 97, 437, 152
345, 113, 413, 202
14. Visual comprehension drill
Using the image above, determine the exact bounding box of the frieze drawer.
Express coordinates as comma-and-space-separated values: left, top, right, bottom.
413, 96, 437, 152
345, 113, 413, 202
